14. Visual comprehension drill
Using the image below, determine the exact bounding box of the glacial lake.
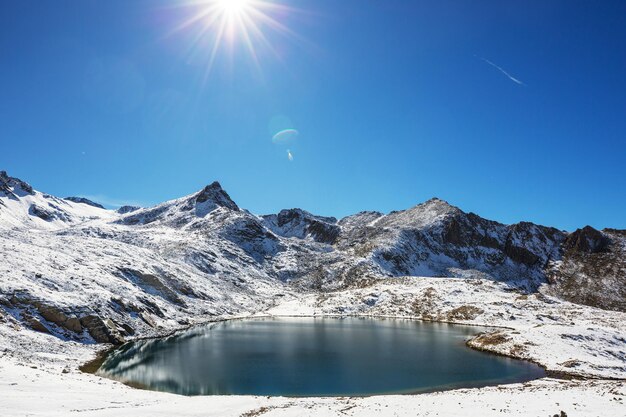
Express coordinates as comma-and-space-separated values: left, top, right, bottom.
96, 317, 545, 396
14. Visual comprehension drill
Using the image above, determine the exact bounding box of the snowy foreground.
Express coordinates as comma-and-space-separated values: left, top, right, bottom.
1, 172, 625, 416
1, 361, 623, 417
1, 277, 625, 417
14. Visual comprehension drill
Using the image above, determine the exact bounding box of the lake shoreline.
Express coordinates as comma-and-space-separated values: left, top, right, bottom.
92, 317, 547, 397
2, 277, 625, 416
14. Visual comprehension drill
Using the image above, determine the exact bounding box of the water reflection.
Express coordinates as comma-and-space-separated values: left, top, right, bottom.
98, 317, 545, 396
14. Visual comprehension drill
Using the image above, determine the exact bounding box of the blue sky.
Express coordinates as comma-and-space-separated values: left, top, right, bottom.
1, 0, 625, 230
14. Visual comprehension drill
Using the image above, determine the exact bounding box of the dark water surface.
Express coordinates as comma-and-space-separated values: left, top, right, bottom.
97, 317, 545, 396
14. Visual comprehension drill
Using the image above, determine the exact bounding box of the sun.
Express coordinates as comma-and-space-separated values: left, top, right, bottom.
209, 0, 258, 39
216, 0, 252, 17
167, 0, 301, 81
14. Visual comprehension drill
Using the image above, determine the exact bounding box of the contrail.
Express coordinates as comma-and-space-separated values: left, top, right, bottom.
478, 56, 525, 85
287, 149, 294, 161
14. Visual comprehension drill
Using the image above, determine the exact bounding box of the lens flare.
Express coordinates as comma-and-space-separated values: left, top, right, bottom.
272, 128, 299, 144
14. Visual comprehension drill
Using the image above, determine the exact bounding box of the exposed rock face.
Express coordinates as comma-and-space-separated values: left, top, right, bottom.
35, 303, 82, 333
117, 205, 141, 214
195, 182, 239, 211
116, 269, 186, 307
79, 315, 125, 345
263, 209, 340, 244
64, 197, 105, 209
0, 170, 34, 197
29, 204, 71, 222
335, 199, 565, 289
547, 227, 626, 311
5, 294, 82, 335
24, 316, 50, 334
563, 226, 610, 253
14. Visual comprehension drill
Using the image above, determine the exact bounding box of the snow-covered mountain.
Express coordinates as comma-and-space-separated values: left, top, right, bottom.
0, 171, 117, 229
0, 170, 624, 345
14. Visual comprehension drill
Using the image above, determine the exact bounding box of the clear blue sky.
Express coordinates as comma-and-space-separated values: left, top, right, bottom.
1, 0, 625, 230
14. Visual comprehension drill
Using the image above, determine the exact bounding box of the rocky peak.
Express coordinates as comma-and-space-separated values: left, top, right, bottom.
403, 197, 463, 219
195, 181, 239, 211
116, 181, 239, 226
0, 170, 34, 196
564, 226, 610, 254
424, 197, 447, 204
65, 197, 105, 209
380, 197, 463, 232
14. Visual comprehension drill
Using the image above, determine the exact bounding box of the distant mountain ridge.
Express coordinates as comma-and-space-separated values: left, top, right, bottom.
65, 197, 105, 209
0, 170, 624, 345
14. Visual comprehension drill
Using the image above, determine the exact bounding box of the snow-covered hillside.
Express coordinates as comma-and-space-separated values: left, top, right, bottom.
0, 171, 116, 230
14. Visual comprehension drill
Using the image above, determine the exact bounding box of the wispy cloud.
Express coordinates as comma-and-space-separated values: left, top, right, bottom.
478, 56, 525, 85
287, 149, 294, 161
79, 194, 147, 209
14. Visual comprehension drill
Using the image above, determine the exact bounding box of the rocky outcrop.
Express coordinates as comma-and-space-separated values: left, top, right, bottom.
263, 209, 340, 244
218, 215, 284, 262
563, 226, 610, 254
117, 205, 141, 214
3, 291, 148, 344
0, 170, 34, 197
446, 305, 485, 321
23, 315, 50, 334
547, 227, 626, 311
504, 239, 540, 266
1, 293, 132, 343
35, 302, 82, 333
29, 204, 71, 222
116, 269, 186, 307
79, 315, 125, 345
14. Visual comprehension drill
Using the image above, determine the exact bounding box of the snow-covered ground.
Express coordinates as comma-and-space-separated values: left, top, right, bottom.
1, 360, 624, 417
1, 277, 625, 416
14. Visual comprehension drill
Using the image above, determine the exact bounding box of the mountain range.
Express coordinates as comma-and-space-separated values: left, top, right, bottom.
0, 170, 624, 345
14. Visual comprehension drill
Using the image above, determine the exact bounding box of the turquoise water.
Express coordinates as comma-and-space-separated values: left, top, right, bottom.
97, 317, 545, 396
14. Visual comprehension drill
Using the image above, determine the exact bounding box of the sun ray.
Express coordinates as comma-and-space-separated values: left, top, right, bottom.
235, 13, 262, 73
240, 13, 282, 62
202, 15, 229, 84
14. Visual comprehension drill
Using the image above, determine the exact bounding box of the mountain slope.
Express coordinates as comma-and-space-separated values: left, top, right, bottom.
333, 198, 565, 290
547, 227, 626, 311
